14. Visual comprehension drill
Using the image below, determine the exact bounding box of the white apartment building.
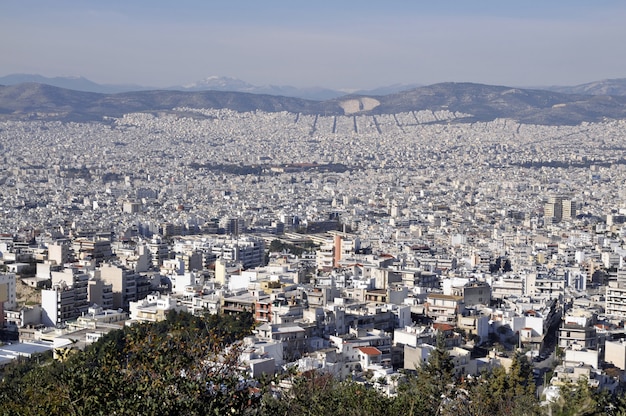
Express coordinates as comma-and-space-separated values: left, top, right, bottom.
41, 269, 89, 327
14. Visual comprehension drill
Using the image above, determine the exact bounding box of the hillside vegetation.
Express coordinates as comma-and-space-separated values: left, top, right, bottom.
0, 311, 624, 415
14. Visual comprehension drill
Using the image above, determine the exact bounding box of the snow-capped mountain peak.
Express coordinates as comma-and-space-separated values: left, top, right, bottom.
182, 76, 254, 90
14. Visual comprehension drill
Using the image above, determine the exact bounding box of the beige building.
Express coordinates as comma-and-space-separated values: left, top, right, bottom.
425, 293, 465, 323
0, 273, 17, 325
128, 293, 184, 323
97, 264, 150, 309
604, 339, 626, 370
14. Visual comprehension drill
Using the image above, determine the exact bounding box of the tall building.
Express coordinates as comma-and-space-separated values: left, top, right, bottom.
88, 275, 114, 310
0, 273, 17, 326
72, 237, 113, 264
606, 269, 626, 319
41, 268, 89, 327
47, 241, 71, 265
544, 196, 576, 223
562, 199, 577, 221
97, 264, 151, 310
544, 196, 564, 223
148, 237, 170, 268
210, 237, 265, 269
220, 217, 243, 236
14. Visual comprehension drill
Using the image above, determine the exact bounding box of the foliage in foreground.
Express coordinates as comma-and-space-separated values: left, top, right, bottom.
1, 313, 626, 416
0, 310, 257, 416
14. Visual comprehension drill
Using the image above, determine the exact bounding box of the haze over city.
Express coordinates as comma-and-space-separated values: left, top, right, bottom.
6, 1, 626, 415
2, 0, 626, 90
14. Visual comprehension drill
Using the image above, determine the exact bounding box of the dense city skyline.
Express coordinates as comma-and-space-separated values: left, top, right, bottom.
4, 3, 626, 412
2, 1, 626, 90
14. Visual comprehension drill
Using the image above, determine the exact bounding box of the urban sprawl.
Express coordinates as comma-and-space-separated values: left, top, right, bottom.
2, 108, 626, 402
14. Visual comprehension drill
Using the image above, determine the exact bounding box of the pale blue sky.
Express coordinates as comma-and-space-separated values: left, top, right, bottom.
2, 1, 625, 89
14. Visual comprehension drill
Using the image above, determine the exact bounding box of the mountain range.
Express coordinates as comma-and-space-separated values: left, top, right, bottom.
4, 73, 626, 99
2, 76, 626, 125
0, 74, 421, 100
544, 78, 626, 96
0, 74, 151, 94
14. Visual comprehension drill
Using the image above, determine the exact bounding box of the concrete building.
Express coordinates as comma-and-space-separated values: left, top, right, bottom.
425, 293, 465, 324
72, 237, 113, 264
544, 196, 564, 223
210, 237, 265, 269
404, 343, 435, 370
128, 292, 185, 323
47, 241, 71, 265
604, 338, 626, 370
606, 269, 626, 319
87, 275, 114, 310
97, 263, 151, 310
147, 237, 170, 268
41, 269, 89, 327
558, 322, 598, 350
0, 273, 17, 325
4, 305, 42, 329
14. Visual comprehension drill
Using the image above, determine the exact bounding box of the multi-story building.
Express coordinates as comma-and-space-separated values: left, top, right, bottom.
329, 327, 393, 376
558, 322, 597, 350
426, 293, 465, 324
605, 339, 626, 370
531, 275, 565, 299
128, 292, 185, 323
47, 241, 71, 265
222, 292, 258, 315
87, 275, 114, 310
0, 273, 17, 326
41, 268, 89, 327
147, 237, 170, 268
220, 217, 244, 236
491, 272, 521, 295
97, 263, 150, 310
544, 195, 564, 223
450, 281, 491, 306
561, 199, 576, 221
210, 237, 265, 269
72, 237, 113, 264
606, 269, 626, 319
316, 241, 335, 271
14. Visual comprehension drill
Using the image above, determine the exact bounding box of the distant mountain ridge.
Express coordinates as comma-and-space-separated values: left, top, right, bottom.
0, 74, 152, 94
0, 73, 426, 100
0, 74, 352, 100
177, 76, 347, 101
2, 81, 626, 125
543, 78, 626, 96
3, 73, 626, 100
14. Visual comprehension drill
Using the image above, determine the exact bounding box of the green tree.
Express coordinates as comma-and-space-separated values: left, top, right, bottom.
442, 353, 539, 416
269, 239, 285, 252
548, 377, 600, 416
261, 371, 392, 416
0, 311, 260, 415
392, 332, 455, 415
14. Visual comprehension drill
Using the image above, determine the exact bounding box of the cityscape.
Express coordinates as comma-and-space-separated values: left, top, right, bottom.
2, 87, 626, 413
6, 0, 626, 412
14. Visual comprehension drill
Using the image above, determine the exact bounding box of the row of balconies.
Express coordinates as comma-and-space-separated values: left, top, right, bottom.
605, 304, 626, 313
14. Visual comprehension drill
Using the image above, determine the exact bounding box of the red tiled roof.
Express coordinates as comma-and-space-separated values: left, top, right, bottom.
427, 293, 463, 300
433, 323, 454, 332
357, 346, 382, 356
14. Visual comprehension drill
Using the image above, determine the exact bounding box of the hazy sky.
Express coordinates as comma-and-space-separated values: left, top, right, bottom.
2, 1, 625, 90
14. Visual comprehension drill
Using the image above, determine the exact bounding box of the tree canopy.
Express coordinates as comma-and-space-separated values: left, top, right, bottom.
1, 314, 625, 416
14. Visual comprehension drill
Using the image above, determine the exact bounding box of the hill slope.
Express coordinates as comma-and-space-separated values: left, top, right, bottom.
2, 81, 626, 125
